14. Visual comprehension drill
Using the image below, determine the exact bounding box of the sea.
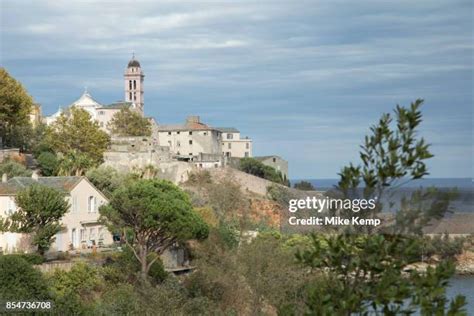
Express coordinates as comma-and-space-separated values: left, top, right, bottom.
291, 178, 473, 213
291, 178, 473, 312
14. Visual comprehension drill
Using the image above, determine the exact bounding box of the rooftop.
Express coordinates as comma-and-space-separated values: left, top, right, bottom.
128, 57, 141, 68
216, 127, 240, 133
69, 90, 102, 108
0, 176, 83, 195
158, 116, 217, 132
99, 101, 134, 110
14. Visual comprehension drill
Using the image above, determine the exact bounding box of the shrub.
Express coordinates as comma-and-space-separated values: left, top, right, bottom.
103, 246, 168, 285
9, 253, 45, 265
294, 180, 316, 191
0, 255, 49, 300
95, 283, 140, 315
239, 157, 287, 185
0, 159, 32, 177
187, 170, 212, 185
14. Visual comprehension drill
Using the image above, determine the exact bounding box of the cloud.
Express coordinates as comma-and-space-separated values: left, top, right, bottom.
1, 0, 472, 178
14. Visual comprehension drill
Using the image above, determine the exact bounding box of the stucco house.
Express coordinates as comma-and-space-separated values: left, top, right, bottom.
0, 174, 113, 253
218, 127, 253, 158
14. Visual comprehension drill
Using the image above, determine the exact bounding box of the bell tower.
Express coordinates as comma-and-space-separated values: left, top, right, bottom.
124, 54, 145, 114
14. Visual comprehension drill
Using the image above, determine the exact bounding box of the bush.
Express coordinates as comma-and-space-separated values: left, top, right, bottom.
103, 246, 167, 285
294, 180, 316, 191
95, 283, 140, 315
0, 159, 32, 178
421, 234, 465, 260
9, 253, 45, 265
0, 255, 49, 300
48, 262, 103, 314
187, 170, 212, 185
239, 157, 288, 185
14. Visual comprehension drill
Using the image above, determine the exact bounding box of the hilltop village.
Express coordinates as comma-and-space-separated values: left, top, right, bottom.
0, 58, 289, 262
43, 57, 289, 183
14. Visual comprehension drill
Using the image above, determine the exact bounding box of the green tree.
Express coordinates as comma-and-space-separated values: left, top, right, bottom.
296, 234, 466, 314
0, 159, 32, 177
46, 107, 110, 166
0, 255, 50, 300
56, 150, 95, 176
295, 100, 466, 314
100, 179, 209, 279
86, 166, 131, 197
107, 107, 152, 136
294, 180, 316, 191
0, 68, 34, 149
8, 184, 69, 255
37, 151, 59, 176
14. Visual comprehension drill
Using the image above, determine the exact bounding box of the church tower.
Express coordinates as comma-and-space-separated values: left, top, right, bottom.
124, 54, 145, 114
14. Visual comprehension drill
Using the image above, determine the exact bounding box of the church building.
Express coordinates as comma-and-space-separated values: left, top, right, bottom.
45, 56, 145, 131
44, 56, 261, 172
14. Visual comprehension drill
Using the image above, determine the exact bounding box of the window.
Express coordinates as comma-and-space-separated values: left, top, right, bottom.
245, 152, 249, 157
72, 196, 78, 212
228, 143, 231, 149
88, 196, 96, 213
189, 131, 192, 135
177, 141, 181, 147
129, 92, 132, 100
246, 142, 249, 149
203, 132, 208, 136
129, 80, 132, 89
134, 92, 137, 100
227, 133, 233, 140
189, 153, 193, 156
273, 158, 276, 163
80, 229, 86, 241
133, 80, 136, 89
199, 163, 203, 168
99, 111, 105, 115
177, 131, 180, 135
6, 199, 15, 215
89, 228, 96, 241
214, 164, 218, 168
168, 131, 171, 135
189, 140, 193, 145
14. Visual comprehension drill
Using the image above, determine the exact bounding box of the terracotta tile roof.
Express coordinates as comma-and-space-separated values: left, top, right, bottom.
0, 176, 83, 195
158, 121, 215, 132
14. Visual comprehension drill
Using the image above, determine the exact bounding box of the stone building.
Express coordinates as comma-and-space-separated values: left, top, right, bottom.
254, 155, 289, 181
102, 136, 172, 172
157, 116, 223, 161
218, 127, 253, 158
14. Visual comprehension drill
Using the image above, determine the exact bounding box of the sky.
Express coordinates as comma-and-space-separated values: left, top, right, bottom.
1, 0, 472, 179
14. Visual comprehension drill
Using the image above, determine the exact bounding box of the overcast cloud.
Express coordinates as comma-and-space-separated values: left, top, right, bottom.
1, 0, 472, 178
